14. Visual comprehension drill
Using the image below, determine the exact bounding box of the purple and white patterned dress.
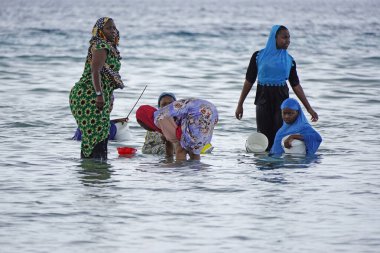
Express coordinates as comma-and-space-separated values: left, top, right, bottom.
154, 99, 218, 155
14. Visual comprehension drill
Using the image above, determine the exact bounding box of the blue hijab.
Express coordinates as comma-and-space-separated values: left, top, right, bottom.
270, 98, 322, 155
257, 25, 293, 86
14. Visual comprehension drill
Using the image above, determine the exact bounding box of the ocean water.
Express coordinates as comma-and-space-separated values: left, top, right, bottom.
1, 0, 380, 252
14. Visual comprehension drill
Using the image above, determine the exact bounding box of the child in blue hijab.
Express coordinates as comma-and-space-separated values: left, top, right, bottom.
236, 25, 319, 150
270, 98, 322, 156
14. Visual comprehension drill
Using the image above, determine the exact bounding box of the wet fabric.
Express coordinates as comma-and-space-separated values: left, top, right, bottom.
154, 99, 218, 155
270, 98, 322, 156
72, 122, 117, 141
69, 17, 124, 157
80, 138, 108, 159
257, 25, 293, 86
256, 104, 283, 151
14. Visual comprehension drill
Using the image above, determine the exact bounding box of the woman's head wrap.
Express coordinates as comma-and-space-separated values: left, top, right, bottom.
158, 92, 176, 107
270, 98, 322, 155
90, 17, 120, 47
136, 105, 161, 132
257, 25, 293, 86
86, 17, 124, 89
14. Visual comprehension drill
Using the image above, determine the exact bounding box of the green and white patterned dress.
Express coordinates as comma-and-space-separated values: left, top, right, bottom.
69, 17, 124, 157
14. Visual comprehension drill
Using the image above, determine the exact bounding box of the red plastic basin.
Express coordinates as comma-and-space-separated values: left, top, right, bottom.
117, 146, 137, 155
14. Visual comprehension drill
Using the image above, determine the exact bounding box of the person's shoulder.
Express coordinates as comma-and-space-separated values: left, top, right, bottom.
255, 49, 265, 59
287, 52, 295, 61
291, 57, 296, 67
248, 51, 260, 62
252, 50, 260, 57
286, 53, 296, 67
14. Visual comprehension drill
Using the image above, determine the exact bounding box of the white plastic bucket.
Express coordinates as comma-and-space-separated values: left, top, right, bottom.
114, 122, 131, 141
246, 132, 268, 153
281, 135, 306, 154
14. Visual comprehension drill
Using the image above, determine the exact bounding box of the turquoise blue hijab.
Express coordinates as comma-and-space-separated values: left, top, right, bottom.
270, 98, 322, 156
257, 25, 293, 86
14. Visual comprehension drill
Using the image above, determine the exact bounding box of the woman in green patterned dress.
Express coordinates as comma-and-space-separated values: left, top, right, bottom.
69, 17, 124, 159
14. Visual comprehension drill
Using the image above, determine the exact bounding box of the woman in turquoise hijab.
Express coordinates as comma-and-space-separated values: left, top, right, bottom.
235, 25, 319, 150
270, 98, 322, 156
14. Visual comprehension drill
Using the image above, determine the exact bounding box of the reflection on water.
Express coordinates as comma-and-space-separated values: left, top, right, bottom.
77, 159, 113, 186
245, 152, 322, 171
136, 158, 213, 174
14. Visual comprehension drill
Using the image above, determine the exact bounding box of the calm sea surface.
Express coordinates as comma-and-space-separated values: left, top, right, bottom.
1, 0, 380, 252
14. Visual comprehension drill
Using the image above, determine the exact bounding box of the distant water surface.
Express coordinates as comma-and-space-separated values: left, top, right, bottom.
0, 0, 379, 252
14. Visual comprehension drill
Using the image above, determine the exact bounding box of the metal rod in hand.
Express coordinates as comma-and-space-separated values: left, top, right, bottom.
126, 85, 148, 119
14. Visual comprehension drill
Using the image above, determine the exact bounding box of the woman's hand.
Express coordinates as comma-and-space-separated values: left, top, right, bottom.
307, 108, 319, 122
291, 85, 319, 122
235, 105, 243, 120
235, 80, 253, 120
113, 117, 129, 123
95, 95, 105, 110
284, 134, 304, 148
284, 136, 294, 149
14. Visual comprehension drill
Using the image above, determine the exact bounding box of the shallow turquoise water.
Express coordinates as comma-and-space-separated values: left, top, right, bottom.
0, 0, 380, 252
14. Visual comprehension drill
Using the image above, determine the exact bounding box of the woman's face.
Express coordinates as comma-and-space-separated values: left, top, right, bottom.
276, 29, 290, 50
282, 108, 298, 124
102, 19, 117, 43
159, 96, 175, 108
